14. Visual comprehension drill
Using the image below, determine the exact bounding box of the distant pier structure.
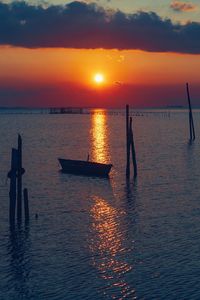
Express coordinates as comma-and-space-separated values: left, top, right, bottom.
49, 107, 170, 117
49, 107, 84, 114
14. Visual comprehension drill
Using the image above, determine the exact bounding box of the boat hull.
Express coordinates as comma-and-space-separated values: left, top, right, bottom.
58, 158, 112, 177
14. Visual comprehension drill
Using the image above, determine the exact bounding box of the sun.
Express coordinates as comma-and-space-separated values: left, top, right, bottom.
94, 73, 104, 84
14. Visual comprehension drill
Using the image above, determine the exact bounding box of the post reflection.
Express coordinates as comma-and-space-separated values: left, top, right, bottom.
7, 225, 32, 299
89, 195, 136, 299
90, 109, 111, 164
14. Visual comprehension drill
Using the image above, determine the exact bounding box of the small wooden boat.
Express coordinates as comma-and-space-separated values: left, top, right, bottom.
58, 158, 112, 177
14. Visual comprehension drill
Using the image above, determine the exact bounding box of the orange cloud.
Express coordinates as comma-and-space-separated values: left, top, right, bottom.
170, 1, 197, 12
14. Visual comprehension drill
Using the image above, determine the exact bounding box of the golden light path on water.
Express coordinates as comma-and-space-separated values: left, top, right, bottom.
90, 109, 111, 164
89, 110, 135, 299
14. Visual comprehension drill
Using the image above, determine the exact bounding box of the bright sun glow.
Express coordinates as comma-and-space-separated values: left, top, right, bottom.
94, 73, 104, 84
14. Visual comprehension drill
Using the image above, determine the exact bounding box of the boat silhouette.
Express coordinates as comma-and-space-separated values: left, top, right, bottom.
58, 158, 112, 177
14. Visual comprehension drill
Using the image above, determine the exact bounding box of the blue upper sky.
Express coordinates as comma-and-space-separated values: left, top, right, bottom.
21, 0, 199, 22
1, 0, 199, 22
99, 0, 200, 21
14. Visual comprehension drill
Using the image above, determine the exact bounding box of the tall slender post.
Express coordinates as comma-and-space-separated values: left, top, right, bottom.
24, 188, 29, 223
17, 134, 22, 222
130, 117, 138, 178
126, 105, 130, 178
186, 83, 195, 141
9, 148, 18, 225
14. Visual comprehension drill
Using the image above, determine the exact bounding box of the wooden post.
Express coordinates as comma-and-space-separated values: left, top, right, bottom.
126, 105, 130, 178
8, 148, 18, 225
24, 188, 29, 223
17, 134, 23, 222
130, 117, 138, 178
186, 83, 195, 141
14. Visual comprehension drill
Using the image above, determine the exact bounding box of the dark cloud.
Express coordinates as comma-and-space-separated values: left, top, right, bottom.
0, 1, 200, 53
170, 1, 197, 12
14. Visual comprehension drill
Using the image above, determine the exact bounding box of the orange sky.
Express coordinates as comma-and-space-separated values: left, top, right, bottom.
1, 0, 200, 107
1, 46, 200, 107
1, 46, 200, 85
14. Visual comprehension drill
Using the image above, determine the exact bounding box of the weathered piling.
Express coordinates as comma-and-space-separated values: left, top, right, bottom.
8, 135, 29, 225
125, 105, 138, 179
24, 188, 29, 223
8, 148, 18, 225
17, 134, 23, 221
126, 104, 130, 178
129, 117, 138, 178
186, 83, 195, 141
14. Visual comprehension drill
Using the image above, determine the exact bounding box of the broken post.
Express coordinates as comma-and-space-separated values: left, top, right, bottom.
8, 148, 18, 226
17, 134, 25, 222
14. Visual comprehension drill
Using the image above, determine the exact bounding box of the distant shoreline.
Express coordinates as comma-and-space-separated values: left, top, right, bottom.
0, 105, 198, 110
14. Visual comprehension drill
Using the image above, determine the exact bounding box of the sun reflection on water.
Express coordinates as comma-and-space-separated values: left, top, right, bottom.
89, 109, 135, 298
90, 109, 111, 164
89, 195, 135, 299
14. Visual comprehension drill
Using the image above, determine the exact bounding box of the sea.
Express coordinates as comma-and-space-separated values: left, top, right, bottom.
0, 108, 200, 300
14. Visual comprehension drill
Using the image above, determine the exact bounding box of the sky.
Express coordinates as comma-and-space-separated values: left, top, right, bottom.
0, 0, 200, 107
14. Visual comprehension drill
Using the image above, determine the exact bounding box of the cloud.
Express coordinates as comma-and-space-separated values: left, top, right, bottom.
170, 1, 197, 12
0, 1, 200, 53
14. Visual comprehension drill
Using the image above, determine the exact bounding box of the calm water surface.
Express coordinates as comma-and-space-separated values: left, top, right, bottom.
0, 109, 200, 299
